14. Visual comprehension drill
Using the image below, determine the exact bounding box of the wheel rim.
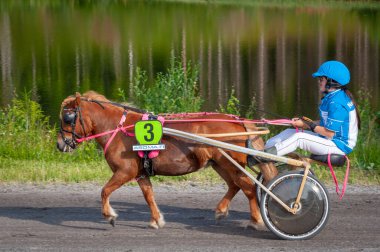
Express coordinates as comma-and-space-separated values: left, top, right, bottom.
263, 173, 329, 239
256, 173, 264, 204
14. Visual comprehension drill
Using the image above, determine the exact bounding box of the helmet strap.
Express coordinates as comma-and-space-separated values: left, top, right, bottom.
323, 78, 345, 95
326, 78, 342, 90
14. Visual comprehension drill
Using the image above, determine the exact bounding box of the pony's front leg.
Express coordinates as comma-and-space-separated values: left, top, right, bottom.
101, 170, 133, 226
137, 176, 165, 229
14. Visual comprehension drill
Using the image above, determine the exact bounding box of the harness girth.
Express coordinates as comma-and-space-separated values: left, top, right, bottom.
140, 114, 159, 177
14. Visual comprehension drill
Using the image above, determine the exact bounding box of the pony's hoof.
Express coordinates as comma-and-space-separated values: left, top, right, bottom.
148, 215, 166, 229
149, 221, 159, 229
106, 216, 117, 227
157, 215, 166, 228
110, 218, 115, 227
215, 210, 229, 221
245, 220, 269, 232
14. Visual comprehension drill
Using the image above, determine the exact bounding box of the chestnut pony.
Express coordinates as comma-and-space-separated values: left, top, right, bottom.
57, 91, 277, 230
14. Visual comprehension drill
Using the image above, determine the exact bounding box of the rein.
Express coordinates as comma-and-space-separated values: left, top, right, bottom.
62, 98, 292, 153
160, 118, 292, 126
74, 111, 292, 150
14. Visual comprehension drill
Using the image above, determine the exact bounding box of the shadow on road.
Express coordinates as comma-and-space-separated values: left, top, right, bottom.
0, 200, 276, 239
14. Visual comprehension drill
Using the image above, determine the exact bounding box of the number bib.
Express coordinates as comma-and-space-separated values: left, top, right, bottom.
133, 120, 166, 151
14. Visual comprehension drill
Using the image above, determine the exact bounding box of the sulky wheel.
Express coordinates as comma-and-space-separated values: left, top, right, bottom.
255, 168, 315, 207
260, 170, 330, 240
255, 173, 264, 205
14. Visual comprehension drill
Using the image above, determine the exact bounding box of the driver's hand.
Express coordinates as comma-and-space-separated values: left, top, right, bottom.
291, 117, 305, 128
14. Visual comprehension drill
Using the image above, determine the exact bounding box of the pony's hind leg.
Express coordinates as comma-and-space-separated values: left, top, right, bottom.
137, 176, 166, 229
211, 163, 240, 221
216, 157, 267, 231
101, 170, 134, 226
234, 173, 267, 231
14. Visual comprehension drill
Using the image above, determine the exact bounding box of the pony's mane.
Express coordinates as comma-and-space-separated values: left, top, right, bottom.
83, 91, 140, 111
60, 90, 143, 113
83, 91, 110, 102
60, 96, 75, 110
61, 91, 110, 108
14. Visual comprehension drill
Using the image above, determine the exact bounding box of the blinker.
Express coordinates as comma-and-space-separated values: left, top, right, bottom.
63, 112, 76, 124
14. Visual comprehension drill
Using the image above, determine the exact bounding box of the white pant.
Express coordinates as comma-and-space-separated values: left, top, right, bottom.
265, 129, 345, 156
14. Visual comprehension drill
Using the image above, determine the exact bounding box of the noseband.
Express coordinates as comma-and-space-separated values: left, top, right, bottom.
60, 107, 87, 149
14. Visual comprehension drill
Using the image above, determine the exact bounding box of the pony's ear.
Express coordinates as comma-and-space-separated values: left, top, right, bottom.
75, 92, 81, 105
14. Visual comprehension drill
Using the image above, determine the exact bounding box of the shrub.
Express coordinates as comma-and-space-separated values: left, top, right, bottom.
132, 59, 203, 113
218, 89, 241, 116
350, 90, 380, 171
0, 92, 102, 162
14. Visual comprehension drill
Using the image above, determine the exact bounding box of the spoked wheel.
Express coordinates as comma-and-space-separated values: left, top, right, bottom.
255, 168, 315, 206
260, 171, 330, 240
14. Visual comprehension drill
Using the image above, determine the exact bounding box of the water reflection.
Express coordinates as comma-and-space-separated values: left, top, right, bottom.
0, 2, 379, 122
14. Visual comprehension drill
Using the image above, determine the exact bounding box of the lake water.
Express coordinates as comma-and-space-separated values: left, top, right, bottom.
1, 1, 379, 122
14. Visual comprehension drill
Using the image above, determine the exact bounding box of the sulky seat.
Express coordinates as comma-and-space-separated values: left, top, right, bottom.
310, 154, 346, 167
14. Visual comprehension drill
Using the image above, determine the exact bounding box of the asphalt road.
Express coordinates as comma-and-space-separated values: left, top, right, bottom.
0, 183, 379, 251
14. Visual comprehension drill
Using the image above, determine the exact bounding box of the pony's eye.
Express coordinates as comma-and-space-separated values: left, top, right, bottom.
63, 112, 76, 124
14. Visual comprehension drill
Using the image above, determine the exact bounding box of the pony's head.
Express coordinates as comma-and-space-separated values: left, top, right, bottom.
57, 91, 108, 152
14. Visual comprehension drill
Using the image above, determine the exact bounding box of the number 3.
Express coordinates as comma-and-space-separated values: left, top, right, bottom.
144, 123, 154, 142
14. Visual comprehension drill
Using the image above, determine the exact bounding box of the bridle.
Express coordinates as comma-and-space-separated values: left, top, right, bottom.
59, 98, 146, 149
59, 106, 87, 149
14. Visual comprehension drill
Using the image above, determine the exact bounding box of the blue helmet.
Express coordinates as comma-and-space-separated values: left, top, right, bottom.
312, 60, 350, 85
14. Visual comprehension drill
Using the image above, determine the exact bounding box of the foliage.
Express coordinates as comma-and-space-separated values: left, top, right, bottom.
244, 95, 258, 119
218, 89, 241, 116
0, 91, 49, 133
0, 92, 102, 163
218, 90, 259, 120
350, 90, 380, 171
132, 59, 203, 114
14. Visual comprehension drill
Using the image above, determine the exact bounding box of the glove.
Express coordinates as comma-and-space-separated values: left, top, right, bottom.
301, 116, 317, 132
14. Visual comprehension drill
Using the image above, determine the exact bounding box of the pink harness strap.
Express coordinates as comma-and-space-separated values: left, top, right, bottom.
103, 111, 128, 154
76, 114, 292, 157
162, 118, 292, 126
76, 116, 292, 145
327, 153, 350, 200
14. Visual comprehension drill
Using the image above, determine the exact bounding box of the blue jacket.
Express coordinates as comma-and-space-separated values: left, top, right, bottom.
319, 90, 358, 154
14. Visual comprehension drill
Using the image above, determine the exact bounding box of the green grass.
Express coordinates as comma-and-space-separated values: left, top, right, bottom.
312, 165, 380, 186
1, 156, 378, 186
0, 158, 111, 183
0, 156, 222, 184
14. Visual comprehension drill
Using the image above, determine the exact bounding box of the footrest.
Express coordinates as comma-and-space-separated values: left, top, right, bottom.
310, 154, 346, 167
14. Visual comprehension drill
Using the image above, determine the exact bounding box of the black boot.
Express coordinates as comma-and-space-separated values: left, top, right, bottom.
246, 143, 277, 167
